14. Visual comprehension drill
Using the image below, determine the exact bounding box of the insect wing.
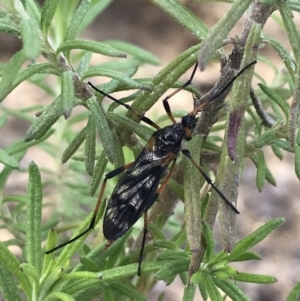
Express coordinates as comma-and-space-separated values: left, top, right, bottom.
103, 142, 170, 240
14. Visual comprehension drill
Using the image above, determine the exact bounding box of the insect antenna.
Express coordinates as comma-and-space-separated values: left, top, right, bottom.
189, 60, 257, 116
88, 82, 160, 130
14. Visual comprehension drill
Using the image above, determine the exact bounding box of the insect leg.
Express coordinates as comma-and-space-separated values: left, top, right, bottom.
138, 158, 177, 275
46, 162, 133, 254
88, 82, 160, 130
162, 63, 199, 124
181, 149, 239, 214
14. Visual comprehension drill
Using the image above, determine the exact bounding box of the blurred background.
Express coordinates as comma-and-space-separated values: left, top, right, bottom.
0, 1, 299, 300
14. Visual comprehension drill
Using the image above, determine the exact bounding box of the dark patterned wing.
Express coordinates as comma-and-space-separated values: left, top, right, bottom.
103, 139, 172, 240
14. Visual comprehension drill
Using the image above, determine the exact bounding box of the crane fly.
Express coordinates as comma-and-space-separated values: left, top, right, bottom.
46, 60, 256, 275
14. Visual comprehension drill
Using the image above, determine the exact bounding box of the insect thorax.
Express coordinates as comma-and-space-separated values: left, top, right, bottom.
153, 123, 188, 154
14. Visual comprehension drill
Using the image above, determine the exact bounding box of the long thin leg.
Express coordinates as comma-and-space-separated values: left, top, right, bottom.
137, 158, 177, 275
162, 63, 199, 124
182, 149, 239, 214
88, 82, 161, 130
46, 162, 134, 254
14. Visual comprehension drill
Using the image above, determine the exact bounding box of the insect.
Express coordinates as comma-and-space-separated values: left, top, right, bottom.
46, 60, 256, 275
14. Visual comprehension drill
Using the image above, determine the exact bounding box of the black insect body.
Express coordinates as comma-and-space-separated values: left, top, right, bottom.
104, 122, 191, 241
46, 60, 256, 276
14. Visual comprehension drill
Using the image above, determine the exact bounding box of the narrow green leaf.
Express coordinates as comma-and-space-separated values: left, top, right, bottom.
0, 51, 26, 102
191, 270, 208, 301
42, 228, 57, 277
107, 112, 153, 142
233, 272, 277, 284
289, 0, 300, 12
89, 151, 108, 197
287, 281, 300, 301
0, 242, 32, 299
13, 63, 59, 90
148, 223, 166, 240
256, 130, 276, 148
0, 20, 20, 35
26, 0, 40, 23
64, 0, 91, 42
44, 292, 76, 301
207, 252, 230, 269
40, 0, 60, 35
77, 51, 92, 77
110, 282, 147, 301
19, 263, 39, 293
158, 250, 189, 261
183, 284, 196, 301
0, 148, 19, 168
83, 67, 149, 90
26, 162, 43, 274
85, 115, 96, 176
256, 149, 266, 192
154, 239, 178, 250
203, 274, 224, 301
258, 83, 289, 119
190, 270, 206, 285
249, 154, 277, 187
104, 40, 160, 65
274, 139, 293, 152
198, 0, 253, 69
202, 221, 214, 262
0, 262, 22, 301
24, 97, 63, 142
87, 96, 124, 165
57, 40, 127, 58
264, 37, 296, 82
271, 144, 283, 160
156, 258, 190, 279
102, 286, 115, 301
20, 18, 41, 59
62, 127, 86, 163
149, 0, 208, 40
64, 261, 168, 294
279, 3, 300, 61
212, 277, 251, 301
227, 218, 285, 261
39, 267, 65, 301
61, 71, 75, 119
80, 257, 99, 272
231, 251, 261, 262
